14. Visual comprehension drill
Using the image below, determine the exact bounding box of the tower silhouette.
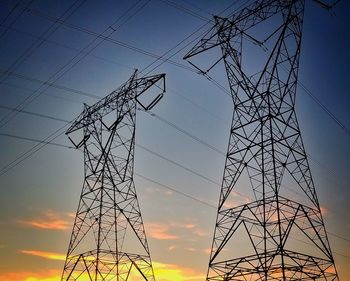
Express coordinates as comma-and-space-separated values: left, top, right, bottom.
184, 0, 339, 280
62, 71, 165, 280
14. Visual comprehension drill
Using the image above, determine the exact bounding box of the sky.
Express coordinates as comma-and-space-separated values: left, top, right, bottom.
0, 0, 349, 280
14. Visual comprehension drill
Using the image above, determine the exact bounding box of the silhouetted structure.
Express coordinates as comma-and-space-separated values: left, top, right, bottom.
184, 0, 339, 280
62, 71, 165, 280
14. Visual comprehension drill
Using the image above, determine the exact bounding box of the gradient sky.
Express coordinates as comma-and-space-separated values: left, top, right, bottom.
0, 0, 349, 280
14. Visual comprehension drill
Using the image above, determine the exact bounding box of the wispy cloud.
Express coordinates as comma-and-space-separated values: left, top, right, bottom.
147, 222, 179, 240
20, 249, 66, 261
18, 210, 72, 230
153, 262, 204, 281
320, 205, 328, 217
147, 221, 208, 241
185, 247, 197, 252
0, 269, 61, 281
175, 222, 208, 238
5, 258, 204, 281
203, 248, 212, 255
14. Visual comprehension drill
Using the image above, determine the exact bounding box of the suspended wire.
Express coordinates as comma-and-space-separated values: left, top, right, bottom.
0, 101, 337, 191
138, 173, 350, 258
0, 0, 86, 87
2, 95, 346, 217
0, 0, 250, 174
0, 0, 346, 205
3, 0, 345, 139
145, 110, 225, 156
0, 24, 134, 70
0, 0, 31, 40
0, 0, 348, 249
0, 104, 69, 123
140, 0, 252, 77
172, 0, 350, 137
0, 0, 248, 130
139, 23, 211, 76
0, 0, 22, 26
0, 0, 88, 127
0, 1, 196, 74
0, 122, 70, 176
0, 0, 249, 81
135, 172, 216, 209
2, 80, 85, 105
0, 0, 151, 129
1, 106, 349, 246
157, 0, 208, 22
1, 129, 350, 256
177, 0, 212, 18
0, 132, 73, 149
0, 70, 99, 99
298, 81, 350, 136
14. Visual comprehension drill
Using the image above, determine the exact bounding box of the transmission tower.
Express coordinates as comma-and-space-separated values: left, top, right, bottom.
184, 0, 339, 280
62, 71, 165, 280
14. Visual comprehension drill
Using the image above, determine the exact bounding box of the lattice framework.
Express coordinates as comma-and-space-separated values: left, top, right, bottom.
62, 71, 165, 281
184, 1, 339, 280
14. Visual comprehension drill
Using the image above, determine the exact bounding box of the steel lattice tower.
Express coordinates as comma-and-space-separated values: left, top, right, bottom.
62, 71, 165, 280
184, 0, 339, 280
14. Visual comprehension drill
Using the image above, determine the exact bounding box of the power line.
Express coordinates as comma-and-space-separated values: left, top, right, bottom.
1, 80, 85, 105
0, 104, 69, 123
0, 132, 73, 149
145, 110, 225, 156
165, 0, 350, 137
1, 61, 347, 217
0, 123, 70, 176
135, 172, 215, 209
177, 0, 212, 18
0, 0, 87, 87
0, 1, 196, 74
0, 0, 151, 129
2, 97, 347, 220
157, 0, 208, 22
1, 123, 349, 248
140, 0, 254, 77
1, 0, 348, 248
0, 0, 249, 129
0, 57, 346, 195
0, 0, 34, 40
298, 81, 350, 136
0, 24, 134, 70
0, 108, 347, 232
0, 69, 99, 99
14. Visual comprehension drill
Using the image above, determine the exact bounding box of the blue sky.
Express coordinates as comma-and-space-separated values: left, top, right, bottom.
0, 0, 349, 280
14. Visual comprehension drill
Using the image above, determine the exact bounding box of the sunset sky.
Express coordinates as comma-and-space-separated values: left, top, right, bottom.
0, 0, 349, 280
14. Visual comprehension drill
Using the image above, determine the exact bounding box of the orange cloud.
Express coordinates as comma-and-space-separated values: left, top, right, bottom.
0, 269, 61, 281
185, 247, 197, 252
20, 249, 66, 261
147, 221, 208, 241
320, 205, 328, 217
3, 260, 204, 281
203, 248, 212, 255
175, 222, 207, 238
18, 210, 72, 230
184, 223, 196, 229
192, 227, 207, 237
147, 222, 179, 240
153, 262, 205, 281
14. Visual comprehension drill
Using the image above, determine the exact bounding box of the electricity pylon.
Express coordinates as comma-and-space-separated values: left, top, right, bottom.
62, 71, 165, 280
184, 0, 339, 280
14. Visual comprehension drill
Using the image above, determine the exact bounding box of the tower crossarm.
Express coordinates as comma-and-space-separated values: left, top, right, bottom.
183, 0, 281, 72
184, 0, 340, 280
66, 71, 165, 137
